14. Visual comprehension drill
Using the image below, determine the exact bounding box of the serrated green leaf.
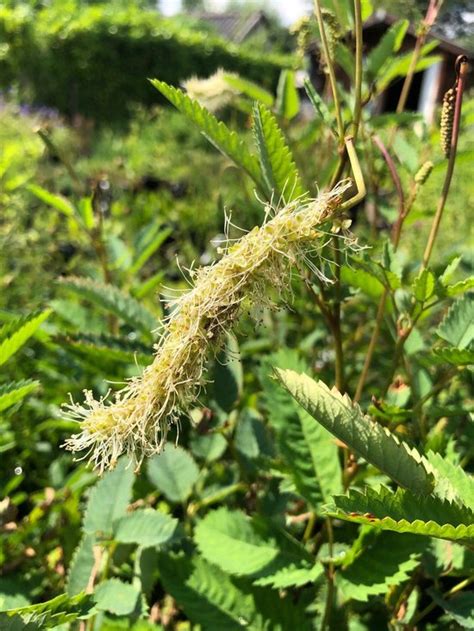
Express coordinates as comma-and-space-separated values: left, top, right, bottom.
440, 256, 462, 285
412, 268, 436, 302
147, 446, 199, 503
366, 20, 409, 80
114, 508, 177, 547
83, 458, 135, 536
337, 532, 426, 602
445, 277, 474, 297
430, 346, 474, 366
254, 563, 323, 589
335, 42, 355, 78
158, 553, 257, 630
275, 70, 300, 121
0, 310, 51, 367
2, 592, 94, 628
151, 80, 264, 190
252, 103, 304, 202
94, 579, 140, 616
0, 380, 39, 413
58, 277, 156, 336
437, 294, 474, 349
261, 350, 331, 507
66, 535, 96, 597
276, 370, 433, 494
61, 333, 152, 365
0, 578, 30, 611
213, 333, 243, 413
159, 552, 312, 630
428, 451, 474, 511
194, 507, 311, 580
327, 486, 474, 542
303, 80, 336, 136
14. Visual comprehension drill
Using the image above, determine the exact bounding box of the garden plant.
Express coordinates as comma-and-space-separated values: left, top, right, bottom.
0, 1, 473, 629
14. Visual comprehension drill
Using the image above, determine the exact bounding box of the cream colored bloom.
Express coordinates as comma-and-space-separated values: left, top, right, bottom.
64, 184, 352, 473
182, 69, 239, 112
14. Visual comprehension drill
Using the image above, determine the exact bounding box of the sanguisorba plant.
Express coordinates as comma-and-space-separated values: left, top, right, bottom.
3, 2, 473, 630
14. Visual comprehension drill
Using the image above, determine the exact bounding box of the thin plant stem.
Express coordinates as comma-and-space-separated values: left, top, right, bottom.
422, 55, 469, 267
354, 136, 404, 402
395, 0, 442, 116
382, 56, 469, 388
314, 0, 345, 144
320, 518, 335, 631
352, 0, 363, 141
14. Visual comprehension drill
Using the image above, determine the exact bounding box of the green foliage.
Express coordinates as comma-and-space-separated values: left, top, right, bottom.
213, 333, 243, 413
151, 80, 265, 190
436, 293, 474, 349
260, 350, 342, 508
58, 276, 156, 337
83, 458, 135, 536
0, 4, 290, 122
0, 380, 39, 412
365, 19, 409, 80
147, 446, 199, 503
1, 5, 473, 629
327, 486, 474, 542
337, 532, 426, 602
113, 508, 177, 547
0, 310, 51, 367
252, 103, 304, 202
276, 369, 433, 494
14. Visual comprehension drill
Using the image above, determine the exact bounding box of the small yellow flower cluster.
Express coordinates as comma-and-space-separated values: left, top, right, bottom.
64, 184, 351, 473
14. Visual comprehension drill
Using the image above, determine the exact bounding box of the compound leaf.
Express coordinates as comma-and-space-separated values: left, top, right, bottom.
151, 80, 264, 191
0, 380, 39, 413
252, 103, 304, 201
0, 310, 51, 367
276, 370, 433, 494
59, 277, 156, 336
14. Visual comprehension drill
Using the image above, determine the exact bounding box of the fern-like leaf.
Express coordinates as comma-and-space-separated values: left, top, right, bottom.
326, 486, 474, 542
150, 80, 264, 191
261, 351, 342, 508
61, 333, 152, 365
58, 277, 156, 336
158, 553, 262, 630
252, 103, 304, 202
428, 451, 474, 511
0, 310, 51, 367
276, 370, 433, 494
0, 380, 39, 412
194, 507, 312, 582
159, 552, 312, 630
337, 532, 426, 602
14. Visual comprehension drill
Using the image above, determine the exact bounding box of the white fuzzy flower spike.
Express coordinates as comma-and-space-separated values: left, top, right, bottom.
64, 183, 354, 473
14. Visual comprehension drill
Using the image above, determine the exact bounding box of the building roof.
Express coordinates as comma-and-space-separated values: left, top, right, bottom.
196, 10, 268, 43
